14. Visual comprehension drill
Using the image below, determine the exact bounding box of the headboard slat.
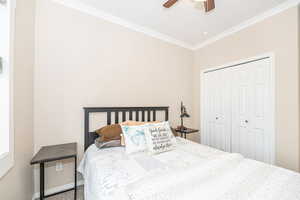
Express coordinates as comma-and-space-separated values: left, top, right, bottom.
84, 106, 169, 151
147, 109, 151, 122
107, 112, 111, 125
135, 111, 139, 121
142, 110, 145, 122
165, 109, 169, 121
115, 111, 119, 124
122, 111, 126, 122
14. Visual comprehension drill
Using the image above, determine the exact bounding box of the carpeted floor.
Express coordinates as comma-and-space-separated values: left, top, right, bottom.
40, 186, 84, 200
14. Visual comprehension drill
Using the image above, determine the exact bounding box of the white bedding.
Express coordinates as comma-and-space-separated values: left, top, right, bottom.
78, 138, 300, 200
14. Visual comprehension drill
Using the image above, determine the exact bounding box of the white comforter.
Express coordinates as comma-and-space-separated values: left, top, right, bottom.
78, 138, 300, 200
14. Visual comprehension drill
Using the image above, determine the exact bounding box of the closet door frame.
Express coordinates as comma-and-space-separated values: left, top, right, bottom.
200, 53, 276, 165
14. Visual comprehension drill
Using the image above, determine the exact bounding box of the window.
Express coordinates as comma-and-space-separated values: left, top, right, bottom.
0, 0, 15, 178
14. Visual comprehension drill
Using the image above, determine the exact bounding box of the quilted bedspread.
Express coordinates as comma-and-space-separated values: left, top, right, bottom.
79, 138, 300, 200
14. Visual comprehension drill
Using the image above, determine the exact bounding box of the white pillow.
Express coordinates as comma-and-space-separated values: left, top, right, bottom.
144, 121, 176, 154
121, 124, 148, 154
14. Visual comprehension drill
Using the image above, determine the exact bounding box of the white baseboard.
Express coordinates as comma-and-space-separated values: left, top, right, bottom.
32, 180, 84, 200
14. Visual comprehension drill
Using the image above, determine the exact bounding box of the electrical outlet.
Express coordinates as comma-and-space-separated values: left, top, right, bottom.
56, 162, 63, 171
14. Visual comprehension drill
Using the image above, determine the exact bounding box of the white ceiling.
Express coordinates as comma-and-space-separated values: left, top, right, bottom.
57, 0, 297, 49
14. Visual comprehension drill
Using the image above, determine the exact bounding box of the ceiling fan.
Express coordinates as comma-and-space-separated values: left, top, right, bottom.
163, 0, 215, 12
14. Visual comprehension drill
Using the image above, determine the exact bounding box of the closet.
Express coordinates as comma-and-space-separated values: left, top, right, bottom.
201, 57, 274, 164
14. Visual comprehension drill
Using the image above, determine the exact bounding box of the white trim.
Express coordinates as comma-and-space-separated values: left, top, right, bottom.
200, 53, 274, 74
200, 53, 276, 165
32, 180, 84, 200
0, 0, 15, 179
0, 152, 9, 160
200, 64, 204, 144
51, 0, 193, 50
269, 53, 276, 165
193, 0, 300, 50
9, 0, 15, 171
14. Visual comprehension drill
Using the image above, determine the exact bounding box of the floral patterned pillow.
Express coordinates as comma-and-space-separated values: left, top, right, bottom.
144, 121, 176, 155
121, 124, 148, 154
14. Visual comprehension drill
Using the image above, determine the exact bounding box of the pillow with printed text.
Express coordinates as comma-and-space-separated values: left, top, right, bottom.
144, 121, 176, 155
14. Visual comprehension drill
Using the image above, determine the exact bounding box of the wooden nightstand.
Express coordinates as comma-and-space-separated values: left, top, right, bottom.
175, 128, 199, 139
31, 143, 77, 200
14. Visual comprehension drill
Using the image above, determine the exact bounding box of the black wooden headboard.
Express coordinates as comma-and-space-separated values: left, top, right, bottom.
84, 106, 169, 151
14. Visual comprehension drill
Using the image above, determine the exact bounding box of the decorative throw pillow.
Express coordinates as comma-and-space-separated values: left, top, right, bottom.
120, 121, 145, 126
120, 121, 183, 136
120, 121, 161, 126
95, 138, 121, 149
95, 124, 122, 142
144, 121, 176, 154
120, 124, 148, 154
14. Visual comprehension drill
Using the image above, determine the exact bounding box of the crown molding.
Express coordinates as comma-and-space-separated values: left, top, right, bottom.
51, 0, 194, 50
192, 0, 300, 50
51, 0, 300, 51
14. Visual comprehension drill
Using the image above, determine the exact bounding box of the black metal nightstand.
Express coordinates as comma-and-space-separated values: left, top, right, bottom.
175, 128, 199, 139
30, 143, 77, 200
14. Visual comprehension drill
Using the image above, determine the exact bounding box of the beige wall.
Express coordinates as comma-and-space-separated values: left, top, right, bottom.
0, 0, 35, 199
34, 0, 194, 192
193, 7, 300, 171
1, 0, 297, 196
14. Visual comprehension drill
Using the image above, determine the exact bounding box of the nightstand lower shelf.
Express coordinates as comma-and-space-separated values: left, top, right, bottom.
31, 143, 77, 200
38, 157, 77, 200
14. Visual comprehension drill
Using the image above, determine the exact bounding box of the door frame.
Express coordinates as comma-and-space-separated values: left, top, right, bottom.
200, 53, 276, 165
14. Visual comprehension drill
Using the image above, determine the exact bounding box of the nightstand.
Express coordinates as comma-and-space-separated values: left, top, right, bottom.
31, 143, 77, 200
175, 128, 199, 139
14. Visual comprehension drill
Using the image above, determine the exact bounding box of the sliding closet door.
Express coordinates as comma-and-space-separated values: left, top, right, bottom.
231, 58, 273, 163
202, 68, 231, 152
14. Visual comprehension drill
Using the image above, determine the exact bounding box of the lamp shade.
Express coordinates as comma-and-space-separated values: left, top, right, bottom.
180, 112, 190, 118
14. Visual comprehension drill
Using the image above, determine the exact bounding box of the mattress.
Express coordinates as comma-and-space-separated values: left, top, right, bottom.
78, 137, 300, 200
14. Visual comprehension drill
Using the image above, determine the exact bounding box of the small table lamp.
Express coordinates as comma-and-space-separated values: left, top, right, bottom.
179, 101, 190, 130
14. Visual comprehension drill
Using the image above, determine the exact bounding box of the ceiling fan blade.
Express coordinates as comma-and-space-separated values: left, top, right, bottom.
163, 0, 178, 8
204, 0, 215, 12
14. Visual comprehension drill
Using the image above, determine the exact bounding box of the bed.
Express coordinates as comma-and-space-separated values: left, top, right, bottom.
79, 107, 300, 200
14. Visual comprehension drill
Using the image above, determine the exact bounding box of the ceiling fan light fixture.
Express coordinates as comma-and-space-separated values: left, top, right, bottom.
164, 0, 214, 12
